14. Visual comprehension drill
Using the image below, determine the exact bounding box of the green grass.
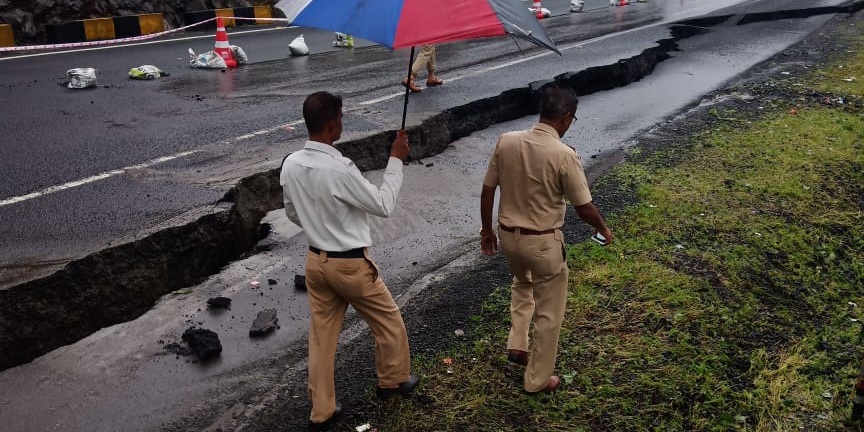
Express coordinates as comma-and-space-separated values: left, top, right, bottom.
365, 24, 864, 432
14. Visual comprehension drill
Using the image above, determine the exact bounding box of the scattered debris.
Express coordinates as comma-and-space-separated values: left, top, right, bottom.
822, 391, 833, 399
850, 302, 858, 308
128, 65, 168, 80
289, 35, 310, 56
207, 296, 232, 310
181, 327, 222, 361
842, 77, 856, 82
294, 274, 307, 290
570, 0, 585, 12
250, 280, 261, 287
442, 358, 453, 365
454, 329, 465, 337
249, 309, 279, 337
163, 342, 191, 356
425, 163, 434, 168
333, 32, 354, 48
355, 423, 372, 432
789, 109, 798, 115
66, 68, 97, 89
268, 278, 278, 285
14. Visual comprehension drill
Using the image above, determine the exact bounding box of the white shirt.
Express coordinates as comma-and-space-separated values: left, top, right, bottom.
280, 140, 404, 252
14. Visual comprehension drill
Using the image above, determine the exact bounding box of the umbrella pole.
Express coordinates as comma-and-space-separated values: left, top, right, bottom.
401, 46, 416, 130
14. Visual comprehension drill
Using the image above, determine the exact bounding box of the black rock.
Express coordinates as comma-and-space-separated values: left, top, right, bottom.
207, 296, 232, 309
294, 274, 307, 291
249, 309, 278, 337
268, 278, 278, 285
181, 328, 222, 361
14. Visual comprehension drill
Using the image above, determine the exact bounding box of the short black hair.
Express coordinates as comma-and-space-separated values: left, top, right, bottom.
539, 87, 578, 118
303, 91, 343, 134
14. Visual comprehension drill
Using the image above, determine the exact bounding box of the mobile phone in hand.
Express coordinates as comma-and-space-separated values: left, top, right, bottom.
591, 233, 606, 245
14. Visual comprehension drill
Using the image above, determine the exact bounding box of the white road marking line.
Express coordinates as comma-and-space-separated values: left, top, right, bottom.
0, 150, 200, 207
0, 26, 295, 61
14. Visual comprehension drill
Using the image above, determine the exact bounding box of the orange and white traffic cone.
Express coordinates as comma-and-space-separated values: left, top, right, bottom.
531, 0, 544, 18
214, 17, 237, 68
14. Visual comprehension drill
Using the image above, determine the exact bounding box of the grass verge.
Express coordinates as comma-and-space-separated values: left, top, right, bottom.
364, 17, 864, 432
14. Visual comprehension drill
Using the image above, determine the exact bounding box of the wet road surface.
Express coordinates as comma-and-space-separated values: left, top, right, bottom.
0, 0, 852, 429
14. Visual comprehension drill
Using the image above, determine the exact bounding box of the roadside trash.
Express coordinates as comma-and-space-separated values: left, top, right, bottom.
249, 309, 279, 337
454, 329, 465, 337
294, 274, 307, 290
781, 71, 791, 75
570, 0, 584, 12
355, 424, 372, 432
66, 68, 97, 89
189, 47, 226, 69
822, 391, 833, 399
207, 297, 232, 309
250, 280, 261, 287
442, 358, 453, 364
128, 65, 168, 80
334, 32, 354, 47
675, 244, 685, 249
789, 109, 797, 114
842, 77, 856, 82
289, 34, 310, 56
850, 302, 858, 308
189, 45, 248, 69
231, 45, 249, 65
182, 327, 222, 361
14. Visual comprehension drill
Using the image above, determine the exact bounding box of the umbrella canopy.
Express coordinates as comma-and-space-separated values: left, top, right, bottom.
275, 0, 560, 54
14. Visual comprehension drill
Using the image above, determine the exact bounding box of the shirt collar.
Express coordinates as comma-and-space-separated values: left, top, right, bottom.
305, 140, 344, 158
532, 122, 561, 139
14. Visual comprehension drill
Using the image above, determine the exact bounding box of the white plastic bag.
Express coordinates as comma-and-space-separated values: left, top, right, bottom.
230, 45, 248, 65
289, 34, 309, 56
188, 47, 227, 69
570, 0, 584, 12
67, 68, 97, 89
129, 65, 166, 79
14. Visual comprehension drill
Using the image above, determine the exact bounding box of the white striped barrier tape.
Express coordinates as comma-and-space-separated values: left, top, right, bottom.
0, 17, 292, 53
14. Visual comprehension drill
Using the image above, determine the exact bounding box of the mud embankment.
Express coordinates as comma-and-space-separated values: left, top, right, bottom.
1, 3, 861, 372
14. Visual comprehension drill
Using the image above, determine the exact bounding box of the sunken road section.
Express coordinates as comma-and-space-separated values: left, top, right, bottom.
1, 2, 862, 371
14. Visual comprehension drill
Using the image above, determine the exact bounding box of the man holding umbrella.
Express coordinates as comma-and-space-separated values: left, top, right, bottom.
281, 91, 420, 431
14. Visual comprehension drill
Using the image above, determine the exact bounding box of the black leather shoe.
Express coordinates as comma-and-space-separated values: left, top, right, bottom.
376, 374, 421, 399
308, 402, 342, 431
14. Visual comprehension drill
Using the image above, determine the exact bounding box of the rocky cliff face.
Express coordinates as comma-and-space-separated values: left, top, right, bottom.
0, 0, 276, 43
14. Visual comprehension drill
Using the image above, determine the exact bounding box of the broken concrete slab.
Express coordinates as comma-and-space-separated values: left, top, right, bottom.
249, 309, 278, 337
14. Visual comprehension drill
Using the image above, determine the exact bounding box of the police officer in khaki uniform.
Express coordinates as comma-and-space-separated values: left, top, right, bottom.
479, 87, 613, 393
281, 91, 420, 431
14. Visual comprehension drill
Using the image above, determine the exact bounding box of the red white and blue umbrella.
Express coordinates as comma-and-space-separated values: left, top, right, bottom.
274, 0, 559, 53
275, 0, 560, 128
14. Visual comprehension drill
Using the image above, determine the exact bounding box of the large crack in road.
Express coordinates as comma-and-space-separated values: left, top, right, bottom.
1, 2, 861, 372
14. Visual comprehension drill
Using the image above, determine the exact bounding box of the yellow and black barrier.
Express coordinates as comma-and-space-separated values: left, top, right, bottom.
183, 6, 273, 30
46, 13, 164, 44
0, 24, 13, 47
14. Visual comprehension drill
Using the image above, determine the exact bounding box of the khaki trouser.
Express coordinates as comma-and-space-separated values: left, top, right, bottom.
304, 249, 411, 423
411, 44, 436, 78
499, 228, 568, 392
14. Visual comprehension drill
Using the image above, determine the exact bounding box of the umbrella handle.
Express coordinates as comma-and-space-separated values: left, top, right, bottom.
400, 46, 416, 131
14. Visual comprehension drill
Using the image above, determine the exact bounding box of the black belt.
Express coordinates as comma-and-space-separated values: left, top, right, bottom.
499, 224, 557, 235
309, 246, 365, 259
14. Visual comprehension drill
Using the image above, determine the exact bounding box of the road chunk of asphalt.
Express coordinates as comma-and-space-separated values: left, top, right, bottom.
181, 327, 222, 361
249, 309, 279, 337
